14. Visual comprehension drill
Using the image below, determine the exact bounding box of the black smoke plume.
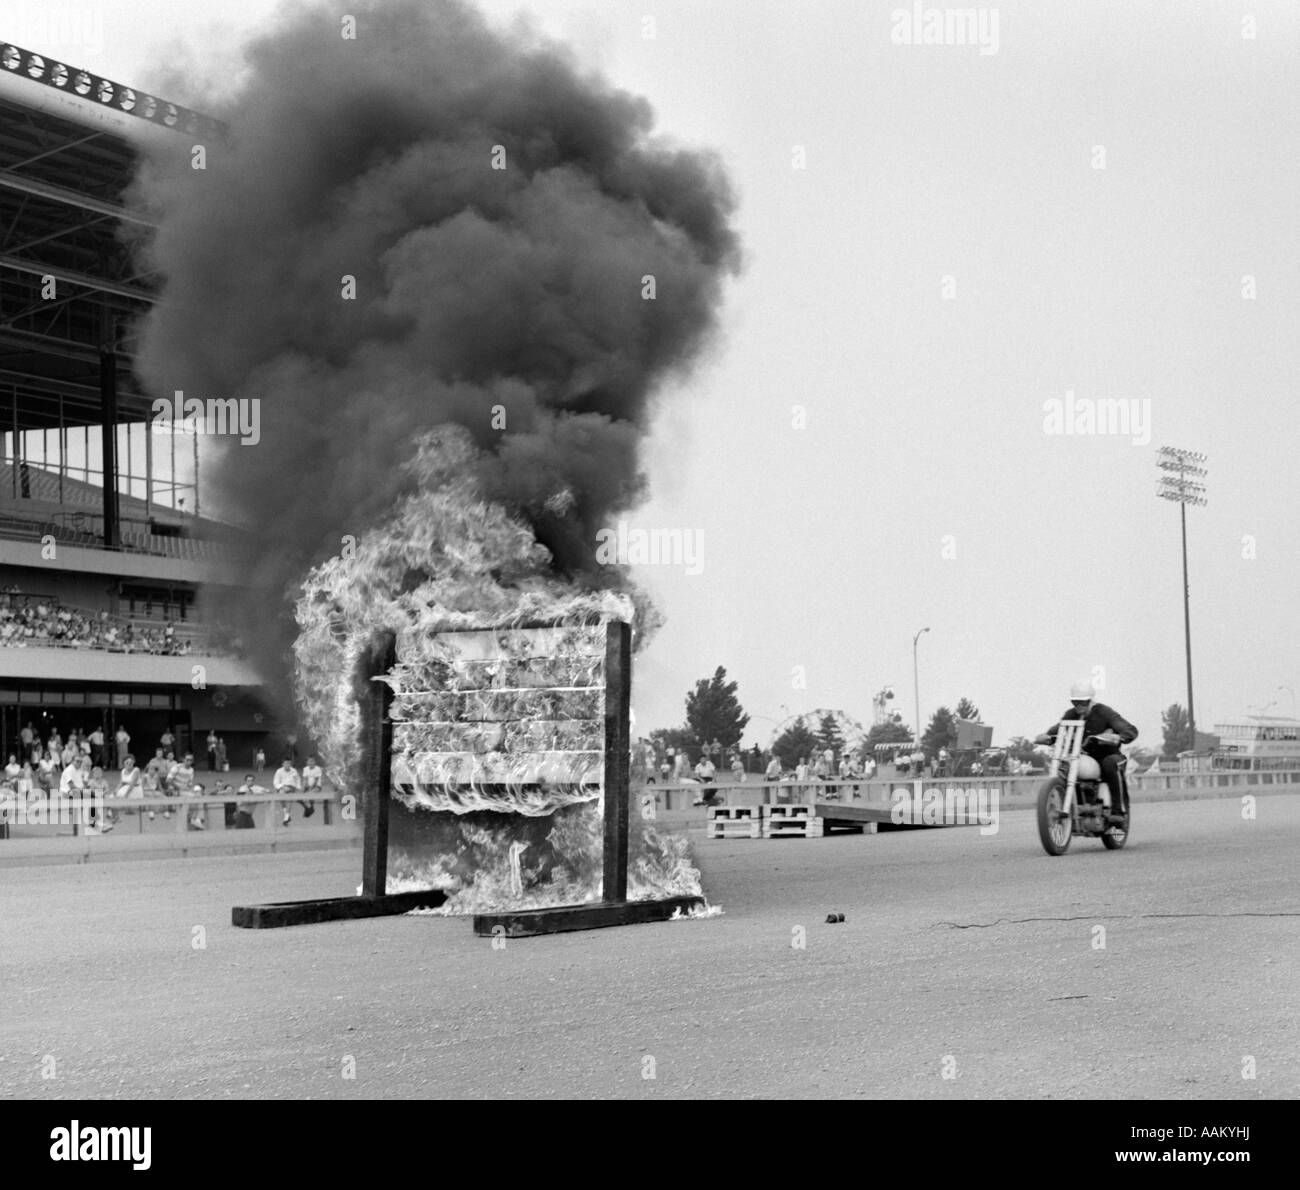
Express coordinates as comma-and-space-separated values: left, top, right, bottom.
127, 0, 739, 713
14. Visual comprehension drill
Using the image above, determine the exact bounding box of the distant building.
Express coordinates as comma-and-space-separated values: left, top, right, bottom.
1210, 716, 1300, 772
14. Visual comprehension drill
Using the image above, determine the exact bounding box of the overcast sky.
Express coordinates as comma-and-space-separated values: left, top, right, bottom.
11, 0, 1299, 749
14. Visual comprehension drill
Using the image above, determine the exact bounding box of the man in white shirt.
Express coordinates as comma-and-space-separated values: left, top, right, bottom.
299, 755, 323, 819
273, 758, 302, 826
60, 755, 92, 831
59, 755, 86, 795
691, 755, 717, 807
167, 753, 204, 830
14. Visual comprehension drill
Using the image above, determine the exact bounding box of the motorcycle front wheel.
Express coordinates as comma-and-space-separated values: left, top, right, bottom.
1036, 776, 1073, 856
1101, 802, 1130, 850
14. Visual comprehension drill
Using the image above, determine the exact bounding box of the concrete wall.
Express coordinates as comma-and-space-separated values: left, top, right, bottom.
0, 645, 262, 686
0, 539, 225, 584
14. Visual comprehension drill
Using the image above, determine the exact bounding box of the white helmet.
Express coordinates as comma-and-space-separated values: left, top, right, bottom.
1069, 679, 1095, 702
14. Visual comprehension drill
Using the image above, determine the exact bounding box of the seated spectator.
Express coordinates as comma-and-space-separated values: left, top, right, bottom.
116, 755, 142, 809
186, 779, 207, 832
273, 758, 302, 826
140, 763, 162, 821
232, 774, 263, 829
89, 766, 113, 832
300, 755, 323, 818
59, 754, 91, 829
167, 752, 196, 797
218, 780, 238, 828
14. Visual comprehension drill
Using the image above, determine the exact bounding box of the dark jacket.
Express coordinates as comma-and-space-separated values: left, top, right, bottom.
1044, 702, 1138, 756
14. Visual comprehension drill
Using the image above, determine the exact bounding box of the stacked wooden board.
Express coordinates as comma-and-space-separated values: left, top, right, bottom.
706, 802, 885, 839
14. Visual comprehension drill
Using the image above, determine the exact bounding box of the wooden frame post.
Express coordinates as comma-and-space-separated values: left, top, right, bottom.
361, 632, 396, 897
232, 629, 447, 928
602, 619, 630, 903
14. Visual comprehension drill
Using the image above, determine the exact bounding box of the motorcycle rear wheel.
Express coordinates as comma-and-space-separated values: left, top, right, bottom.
1036, 776, 1072, 856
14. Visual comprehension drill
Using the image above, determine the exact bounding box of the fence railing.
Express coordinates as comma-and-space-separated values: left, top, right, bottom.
642, 769, 1300, 812
0, 790, 349, 839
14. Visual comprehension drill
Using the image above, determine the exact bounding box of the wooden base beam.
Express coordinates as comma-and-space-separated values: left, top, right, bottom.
473, 895, 705, 938
232, 889, 448, 929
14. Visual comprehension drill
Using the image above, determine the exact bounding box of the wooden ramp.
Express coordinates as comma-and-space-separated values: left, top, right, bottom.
811, 801, 889, 834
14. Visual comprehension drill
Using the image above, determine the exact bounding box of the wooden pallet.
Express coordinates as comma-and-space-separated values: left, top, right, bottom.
763, 806, 825, 838
708, 818, 764, 838
762, 803, 814, 820
706, 804, 764, 838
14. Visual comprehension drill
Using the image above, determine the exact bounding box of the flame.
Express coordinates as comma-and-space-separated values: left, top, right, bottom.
386, 803, 703, 915
294, 424, 696, 915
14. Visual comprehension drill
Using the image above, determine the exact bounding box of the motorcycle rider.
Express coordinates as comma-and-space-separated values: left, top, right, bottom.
1035, 680, 1138, 822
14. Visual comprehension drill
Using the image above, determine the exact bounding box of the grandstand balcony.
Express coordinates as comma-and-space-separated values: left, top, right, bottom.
0, 644, 260, 687
0, 462, 249, 583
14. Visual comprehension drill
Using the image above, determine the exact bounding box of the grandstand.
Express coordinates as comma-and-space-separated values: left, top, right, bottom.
0, 40, 275, 768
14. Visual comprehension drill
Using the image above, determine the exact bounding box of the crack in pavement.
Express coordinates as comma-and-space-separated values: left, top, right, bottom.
938, 911, 1300, 929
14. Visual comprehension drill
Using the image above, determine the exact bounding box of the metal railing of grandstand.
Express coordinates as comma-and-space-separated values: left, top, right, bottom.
0, 500, 238, 562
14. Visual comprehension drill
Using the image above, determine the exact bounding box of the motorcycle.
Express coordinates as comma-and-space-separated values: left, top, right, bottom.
1035, 719, 1130, 856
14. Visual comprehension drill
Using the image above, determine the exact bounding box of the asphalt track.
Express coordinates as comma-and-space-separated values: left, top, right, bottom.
2, 795, 1297, 1099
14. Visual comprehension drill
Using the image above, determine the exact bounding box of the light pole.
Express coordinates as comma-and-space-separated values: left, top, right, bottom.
1157, 447, 1207, 753
912, 627, 930, 743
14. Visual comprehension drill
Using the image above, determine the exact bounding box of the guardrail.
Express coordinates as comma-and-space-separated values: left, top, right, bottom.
6, 771, 1295, 845
0, 789, 349, 839
642, 770, 1300, 812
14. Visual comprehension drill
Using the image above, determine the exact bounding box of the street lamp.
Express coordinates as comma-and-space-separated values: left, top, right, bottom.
1157, 447, 1207, 753
913, 627, 930, 742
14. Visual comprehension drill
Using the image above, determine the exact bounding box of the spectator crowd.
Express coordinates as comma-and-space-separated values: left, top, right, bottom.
0, 719, 329, 835
0, 587, 196, 655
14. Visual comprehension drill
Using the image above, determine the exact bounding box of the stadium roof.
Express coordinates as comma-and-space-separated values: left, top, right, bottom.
0, 40, 217, 431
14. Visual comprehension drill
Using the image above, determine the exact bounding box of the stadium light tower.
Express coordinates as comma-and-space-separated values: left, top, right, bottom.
1157, 447, 1208, 753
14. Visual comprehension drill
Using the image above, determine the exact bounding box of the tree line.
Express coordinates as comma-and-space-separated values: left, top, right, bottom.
649, 667, 1216, 768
